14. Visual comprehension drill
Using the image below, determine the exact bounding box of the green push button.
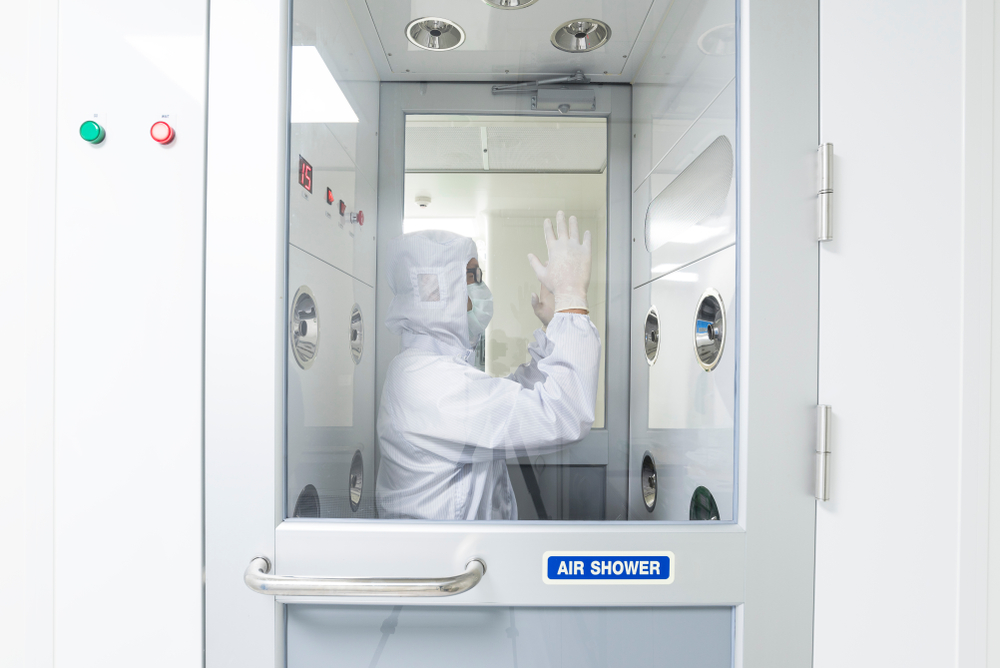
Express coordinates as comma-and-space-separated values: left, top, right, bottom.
79, 120, 106, 144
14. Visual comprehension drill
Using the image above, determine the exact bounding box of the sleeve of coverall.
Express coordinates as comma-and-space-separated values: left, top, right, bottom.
505, 328, 554, 389
392, 313, 601, 462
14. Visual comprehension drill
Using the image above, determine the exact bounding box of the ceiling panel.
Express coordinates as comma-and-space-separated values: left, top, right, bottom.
355, 0, 660, 78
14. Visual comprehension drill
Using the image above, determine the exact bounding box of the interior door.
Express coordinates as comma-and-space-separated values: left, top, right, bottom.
205, 0, 820, 665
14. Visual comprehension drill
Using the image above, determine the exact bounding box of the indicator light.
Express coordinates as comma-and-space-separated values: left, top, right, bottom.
80, 120, 106, 144
150, 121, 175, 144
327, 188, 335, 205
339, 200, 346, 216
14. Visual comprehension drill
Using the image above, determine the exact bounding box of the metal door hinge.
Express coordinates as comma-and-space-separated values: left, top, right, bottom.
818, 143, 833, 241
815, 405, 831, 501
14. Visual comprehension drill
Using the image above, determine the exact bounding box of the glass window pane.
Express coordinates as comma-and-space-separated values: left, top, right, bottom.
402, 115, 607, 429
284, 0, 738, 524
288, 605, 733, 668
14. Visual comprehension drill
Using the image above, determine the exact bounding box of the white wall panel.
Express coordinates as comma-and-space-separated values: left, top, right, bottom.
816, 1, 969, 666
51, 0, 208, 665
286, 247, 377, 518
289, 122, 377, 285
1, 3, 37, 666
633, 80, 736, 287
630, 246, 736, 521
631, 0, 735, 191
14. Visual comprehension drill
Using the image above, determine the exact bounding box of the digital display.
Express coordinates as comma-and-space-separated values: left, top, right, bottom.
327, 187, 335, 205
298, 155, 313, 193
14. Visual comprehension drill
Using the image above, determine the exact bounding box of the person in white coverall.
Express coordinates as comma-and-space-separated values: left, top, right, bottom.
376, 211, 601, 520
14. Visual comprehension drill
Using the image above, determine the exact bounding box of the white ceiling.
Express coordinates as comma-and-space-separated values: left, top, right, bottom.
345, 0, 676, 82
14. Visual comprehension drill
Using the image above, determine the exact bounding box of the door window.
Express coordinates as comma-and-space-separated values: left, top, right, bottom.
284, 0, 737, 525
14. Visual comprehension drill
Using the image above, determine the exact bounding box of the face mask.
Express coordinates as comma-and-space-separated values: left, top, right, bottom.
466, 281, 493, 345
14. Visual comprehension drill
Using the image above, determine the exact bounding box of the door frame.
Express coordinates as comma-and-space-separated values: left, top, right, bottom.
205, 0, 819, 665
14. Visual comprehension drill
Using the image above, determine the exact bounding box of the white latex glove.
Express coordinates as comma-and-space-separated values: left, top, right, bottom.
531, 283, 555, 327
527, 211, 591, 313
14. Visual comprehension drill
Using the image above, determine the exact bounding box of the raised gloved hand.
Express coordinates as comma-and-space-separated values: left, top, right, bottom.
527, 211, 591, 313
531, 283, 555, 327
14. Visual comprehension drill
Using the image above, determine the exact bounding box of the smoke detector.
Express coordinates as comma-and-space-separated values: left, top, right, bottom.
415, 195, 432, 209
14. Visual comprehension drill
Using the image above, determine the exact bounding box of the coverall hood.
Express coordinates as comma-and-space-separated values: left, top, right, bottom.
385, 230, 478, 357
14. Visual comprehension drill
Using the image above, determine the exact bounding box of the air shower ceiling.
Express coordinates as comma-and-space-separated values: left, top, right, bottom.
346, 0, 674, 81
405, 116, 607, 173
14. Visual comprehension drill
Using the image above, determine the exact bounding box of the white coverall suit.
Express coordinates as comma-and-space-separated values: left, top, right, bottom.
375, 230, 601, 520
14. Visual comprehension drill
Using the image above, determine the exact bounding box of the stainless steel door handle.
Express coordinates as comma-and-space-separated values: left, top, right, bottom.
244, 556, 486, 597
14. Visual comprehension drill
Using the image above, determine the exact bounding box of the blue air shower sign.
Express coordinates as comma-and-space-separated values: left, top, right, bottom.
542, 551, 675, 585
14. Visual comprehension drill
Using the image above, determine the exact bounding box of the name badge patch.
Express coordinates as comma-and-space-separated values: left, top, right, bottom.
542, 551, 675, 584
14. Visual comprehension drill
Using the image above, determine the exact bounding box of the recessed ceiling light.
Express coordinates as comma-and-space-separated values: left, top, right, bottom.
550, 19, 611, 53
405, 17, 466, 52
483, 0, 539, 9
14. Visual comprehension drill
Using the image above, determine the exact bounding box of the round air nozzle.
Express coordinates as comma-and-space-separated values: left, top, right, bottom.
644, 306, 660, 365
406, 17, 466, 52
550, 19, 612, 53
689, 486, 720, 521
641, 452, 657, 512
292, 484, 320, 518
694, 288, 726, 371
290, 286, 318, 370
349, 451, 364, 512
483, 0, 539, 8
349, 304, 364, 365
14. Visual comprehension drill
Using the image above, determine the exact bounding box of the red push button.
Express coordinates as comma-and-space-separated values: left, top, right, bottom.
150, 121, 175, 144
357, 210, 364, 226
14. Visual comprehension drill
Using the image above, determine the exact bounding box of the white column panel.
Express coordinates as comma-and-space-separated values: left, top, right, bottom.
204, 0, 287, 665
816, 0, 973, 666
0, 3, 34, 667
51, 0, 208, 666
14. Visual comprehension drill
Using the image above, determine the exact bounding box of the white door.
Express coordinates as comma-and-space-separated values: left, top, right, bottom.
205, 0, 820, 665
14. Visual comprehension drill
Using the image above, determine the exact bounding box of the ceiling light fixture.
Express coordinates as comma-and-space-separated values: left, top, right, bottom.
483, 0, 539, 9
550, 19, 611, 53
406, 17, 466, 52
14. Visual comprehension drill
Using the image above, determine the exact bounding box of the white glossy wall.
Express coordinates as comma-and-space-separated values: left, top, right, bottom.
816, 0, 990, 666
3, 0, 209, 665
0, 3, 50, 667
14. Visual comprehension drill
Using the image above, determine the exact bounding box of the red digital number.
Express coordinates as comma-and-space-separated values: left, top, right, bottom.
298, 155, 313, 192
